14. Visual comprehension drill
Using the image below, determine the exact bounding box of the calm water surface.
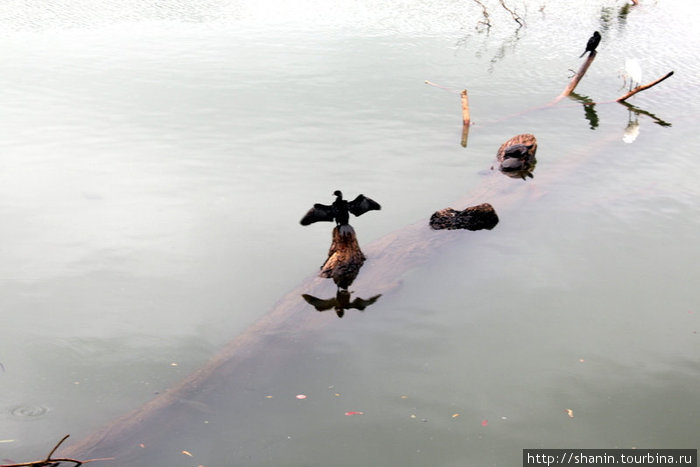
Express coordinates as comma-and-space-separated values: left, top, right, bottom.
1, 0, 699, 465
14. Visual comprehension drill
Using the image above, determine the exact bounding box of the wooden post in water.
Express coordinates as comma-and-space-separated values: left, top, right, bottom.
460, 89, 471, 147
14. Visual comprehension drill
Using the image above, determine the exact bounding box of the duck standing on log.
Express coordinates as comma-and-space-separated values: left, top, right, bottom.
495, 133, 538, 179
300, 190, 381, 228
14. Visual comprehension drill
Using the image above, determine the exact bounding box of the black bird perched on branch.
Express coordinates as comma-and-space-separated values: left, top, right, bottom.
300, 190, 381, 226
579, 31, 601, 58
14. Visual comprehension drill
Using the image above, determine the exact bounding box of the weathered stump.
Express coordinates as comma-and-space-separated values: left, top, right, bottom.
429, 203, 499, 231
319, 225, 366, 288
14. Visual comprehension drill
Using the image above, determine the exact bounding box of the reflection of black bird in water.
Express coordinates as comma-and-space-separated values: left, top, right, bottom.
300, 190, 381, 226
302, 289, 382, 318
579, 31, 601, 58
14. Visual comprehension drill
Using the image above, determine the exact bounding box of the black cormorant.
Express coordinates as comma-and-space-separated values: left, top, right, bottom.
579, 31, 601, 58
300, 190, 381, 226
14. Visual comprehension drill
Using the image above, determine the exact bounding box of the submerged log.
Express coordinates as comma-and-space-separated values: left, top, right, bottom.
58, 132, 624, 463
429, 203, 499, 231
319, 225, 366, 289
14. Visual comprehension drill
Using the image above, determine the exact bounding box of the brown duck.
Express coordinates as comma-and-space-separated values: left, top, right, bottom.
496, 133, 538, 179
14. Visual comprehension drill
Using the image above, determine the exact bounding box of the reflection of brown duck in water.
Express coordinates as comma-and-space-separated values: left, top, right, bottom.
496, 133, 538, 179
303, 289, 382, 318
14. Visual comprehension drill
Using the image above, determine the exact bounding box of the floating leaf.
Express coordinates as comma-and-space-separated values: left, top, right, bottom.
566, 409, 574, 418
139, 443, 145, 448
296, 394, 307, 400
182, 450, 193, 457
452, 413, 460, 418
344, 411, 364, 416
481, 419, 488, 427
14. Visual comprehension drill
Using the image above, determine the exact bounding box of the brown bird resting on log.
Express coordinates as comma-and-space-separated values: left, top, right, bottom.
429, 203, 499, 231
495, 133, 538, 179
319, 225, 366, 289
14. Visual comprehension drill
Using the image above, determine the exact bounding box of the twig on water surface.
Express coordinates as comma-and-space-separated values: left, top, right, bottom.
0, 435, 113, 467
424, 81, 461, 94
616, 71, 674, 102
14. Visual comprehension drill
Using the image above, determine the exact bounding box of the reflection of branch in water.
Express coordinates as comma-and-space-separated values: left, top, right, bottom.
618, 101, 672, 127
499, 0, 525, 27
471, 0, 492, 31
457, 0, 525, 71
302, 289, 382, 319
0, 435, 113, 467
488, 27, 523, 73
569, 92, 599, 130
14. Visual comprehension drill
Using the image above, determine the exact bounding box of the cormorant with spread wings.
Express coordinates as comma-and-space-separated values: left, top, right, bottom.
300, 190, 381, 226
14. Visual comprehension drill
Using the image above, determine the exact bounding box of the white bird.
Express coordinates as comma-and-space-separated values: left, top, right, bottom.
623, 58, 642, 90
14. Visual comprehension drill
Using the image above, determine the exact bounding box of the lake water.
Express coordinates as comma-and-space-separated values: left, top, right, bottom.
1, 0, 699, 465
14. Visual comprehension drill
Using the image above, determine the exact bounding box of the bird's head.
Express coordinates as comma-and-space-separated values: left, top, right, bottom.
333, 190, 343, 198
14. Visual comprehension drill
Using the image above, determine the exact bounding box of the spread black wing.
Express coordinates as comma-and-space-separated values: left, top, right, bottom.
347, 194, 381, 217
349, 294, 382, 311
300, 203, 335, 225
302, 294, 337, 312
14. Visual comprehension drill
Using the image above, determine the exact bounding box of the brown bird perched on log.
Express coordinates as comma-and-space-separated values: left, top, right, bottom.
496, 133, 538, 179
300, 190, 381, 226
579, 31, 601, 58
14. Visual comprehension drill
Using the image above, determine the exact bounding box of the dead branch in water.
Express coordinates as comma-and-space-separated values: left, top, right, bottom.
616, 71, 674, 102
499, 0, 525, 27
553, 50, 597, 103
0, 435, 112, 467
471, 0, 492, 30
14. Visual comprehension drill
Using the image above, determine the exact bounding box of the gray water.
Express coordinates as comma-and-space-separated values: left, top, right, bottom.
1, 0, 699, 465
